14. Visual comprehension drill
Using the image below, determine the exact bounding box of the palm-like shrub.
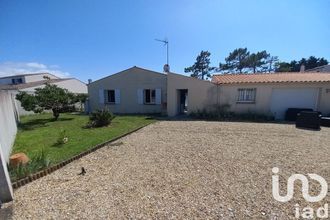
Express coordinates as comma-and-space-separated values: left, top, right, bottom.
88, 109, 115, 127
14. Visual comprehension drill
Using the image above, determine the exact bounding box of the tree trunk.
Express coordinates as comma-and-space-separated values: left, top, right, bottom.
52, 108, 60, 120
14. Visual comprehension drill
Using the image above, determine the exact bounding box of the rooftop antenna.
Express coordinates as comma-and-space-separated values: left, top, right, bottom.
155, 38, 169, 65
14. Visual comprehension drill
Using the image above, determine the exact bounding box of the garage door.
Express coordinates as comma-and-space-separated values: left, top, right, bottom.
270, 88, 319, 120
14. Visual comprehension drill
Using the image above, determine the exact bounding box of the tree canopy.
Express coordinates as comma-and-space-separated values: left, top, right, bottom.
219, 48, 276, 74
16, 83, 77, 120
276, 56, 328, 72
184, 50, 215, 80
184, 48, 328, 79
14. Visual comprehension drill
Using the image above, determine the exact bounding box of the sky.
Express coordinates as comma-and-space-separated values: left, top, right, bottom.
0, 0, 329, 82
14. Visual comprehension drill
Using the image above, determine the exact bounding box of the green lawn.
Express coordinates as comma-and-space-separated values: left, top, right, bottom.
13, 113, 156, 164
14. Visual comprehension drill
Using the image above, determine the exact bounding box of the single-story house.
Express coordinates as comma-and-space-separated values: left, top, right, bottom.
0, 73, 87, 116
212, 73, 330, 119
88, 66, 330, 120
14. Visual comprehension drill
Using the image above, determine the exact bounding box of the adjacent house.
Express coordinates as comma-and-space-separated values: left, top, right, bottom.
0, 73, 87, 116
88, 66, 330, 120
305, 64, 330, 73
212, 72, 330, 119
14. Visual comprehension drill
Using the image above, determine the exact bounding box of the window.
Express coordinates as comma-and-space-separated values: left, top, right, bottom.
11, 78, 23, 84
106, 90, 115, 103
144, 89, 156, 104
237, 88, 256, 103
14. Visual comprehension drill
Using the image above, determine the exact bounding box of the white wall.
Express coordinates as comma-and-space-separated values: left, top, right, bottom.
167, 73, 217, 116
0, 91, 18, 161
24, 73, 59, 83
88, 67, 167, 114
0, 90, 17, 202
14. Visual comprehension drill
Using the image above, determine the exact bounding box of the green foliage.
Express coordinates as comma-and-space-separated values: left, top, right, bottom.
16, 83, 76, 120
190, 104, 274, 122
276, 56, 328, 72
184, 50, 215, 80
247, 50, 270, 73
75, 93, 88, 103
15, 92, 41, 113
88, 109, 115, 127
219, 48, 250, 73
75, 93, 88, 112
9, 149, 50, 181
13, 113, 154, 167
219, 48, 277, 74
55, 129, 68, 146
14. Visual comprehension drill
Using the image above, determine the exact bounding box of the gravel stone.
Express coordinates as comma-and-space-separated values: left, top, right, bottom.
1, 121, 329, 219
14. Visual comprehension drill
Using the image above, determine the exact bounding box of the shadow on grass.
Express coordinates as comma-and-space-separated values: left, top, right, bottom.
19, 117, 74, 131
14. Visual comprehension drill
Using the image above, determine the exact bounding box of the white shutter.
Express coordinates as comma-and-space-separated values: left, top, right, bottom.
99, 89, 105, 104
137, 89, 143, 104
115, 89, 120, 104
155, 88, 161, 105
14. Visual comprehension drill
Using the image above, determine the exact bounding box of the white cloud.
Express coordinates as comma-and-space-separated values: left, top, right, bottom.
0, 62, 70, 78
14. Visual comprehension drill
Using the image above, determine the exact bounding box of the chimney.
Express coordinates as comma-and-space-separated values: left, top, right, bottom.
163, 64, 170, 73
88, 79, 92, 84
300, 64, 305, 72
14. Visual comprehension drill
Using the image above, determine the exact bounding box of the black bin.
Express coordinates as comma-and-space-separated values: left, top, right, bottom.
296, 111, 321, 130
285, 108, 313, 121
321, 117, 330, 127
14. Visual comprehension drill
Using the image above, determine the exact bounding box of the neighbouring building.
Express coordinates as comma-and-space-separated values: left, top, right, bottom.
88, 66, 330, 120
0, 73, 87, 116
305, 64, 330, 73
212, 72, 330, 120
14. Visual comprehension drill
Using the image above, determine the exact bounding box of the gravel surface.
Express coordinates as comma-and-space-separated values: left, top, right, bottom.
1, 121, 329, 219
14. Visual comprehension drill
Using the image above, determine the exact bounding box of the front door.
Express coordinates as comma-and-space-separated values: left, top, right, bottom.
178, 89, 188, 114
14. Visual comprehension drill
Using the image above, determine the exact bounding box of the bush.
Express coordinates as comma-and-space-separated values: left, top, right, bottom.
54, 129, 68, 146
190, 104, 274, 122
88, 109, 115, 127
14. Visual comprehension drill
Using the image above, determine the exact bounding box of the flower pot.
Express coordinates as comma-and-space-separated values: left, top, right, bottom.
9, 153, 29, 167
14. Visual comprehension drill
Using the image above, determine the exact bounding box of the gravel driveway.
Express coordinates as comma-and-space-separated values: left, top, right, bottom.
1, 121, 330, 219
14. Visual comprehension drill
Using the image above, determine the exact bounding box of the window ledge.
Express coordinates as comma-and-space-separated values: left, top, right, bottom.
236, 101, 256, 104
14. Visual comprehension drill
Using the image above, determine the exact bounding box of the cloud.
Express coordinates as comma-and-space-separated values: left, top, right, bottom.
0, 62, 70, 78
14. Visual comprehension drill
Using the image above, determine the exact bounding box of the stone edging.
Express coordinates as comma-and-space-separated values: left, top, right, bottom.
11, 122, 154, 189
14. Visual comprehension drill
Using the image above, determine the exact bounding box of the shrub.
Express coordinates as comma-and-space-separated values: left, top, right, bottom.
55, 129, 68, 146
88, 109, 115, 127
190, 104, 274, 122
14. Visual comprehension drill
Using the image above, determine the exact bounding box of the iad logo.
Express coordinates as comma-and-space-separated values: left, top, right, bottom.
272, 167, 329, 219
272, 167, 328, 202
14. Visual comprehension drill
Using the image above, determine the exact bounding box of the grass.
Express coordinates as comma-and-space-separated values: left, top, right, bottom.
13, 113, 156, 164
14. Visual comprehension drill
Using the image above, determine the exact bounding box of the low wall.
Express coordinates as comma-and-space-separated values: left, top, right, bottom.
0, 90, 18, 202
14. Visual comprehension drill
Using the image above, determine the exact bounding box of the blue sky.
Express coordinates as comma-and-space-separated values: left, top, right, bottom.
0, 0, 329, 82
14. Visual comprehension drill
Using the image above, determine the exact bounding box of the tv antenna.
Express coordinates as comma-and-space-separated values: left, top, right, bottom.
155, 38, 169, 65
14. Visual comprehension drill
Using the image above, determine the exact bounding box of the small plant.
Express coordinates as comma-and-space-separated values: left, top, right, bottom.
9, 149, 51, 181
55, 129, 68, 146
190, 103, 274, 122
87, 109, 115, 127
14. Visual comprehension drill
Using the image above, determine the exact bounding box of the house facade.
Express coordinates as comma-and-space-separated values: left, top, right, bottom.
0, 72, 59, 85
88, 67, 330, 120
88, 67, 167, 114
0, 73, 87, 116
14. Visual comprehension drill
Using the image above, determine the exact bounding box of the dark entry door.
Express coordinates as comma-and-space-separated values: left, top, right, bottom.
178, 89, 188, 114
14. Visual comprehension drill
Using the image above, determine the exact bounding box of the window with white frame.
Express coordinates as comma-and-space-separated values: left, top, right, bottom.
105, 90, 115, 103
144, 89, 156, 104
237, 88, 256, 102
